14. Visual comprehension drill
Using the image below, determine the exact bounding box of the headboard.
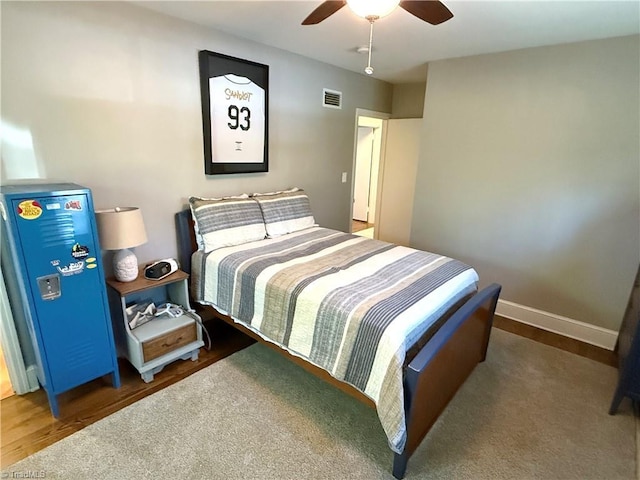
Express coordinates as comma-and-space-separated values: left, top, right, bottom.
175, 209, 197, 275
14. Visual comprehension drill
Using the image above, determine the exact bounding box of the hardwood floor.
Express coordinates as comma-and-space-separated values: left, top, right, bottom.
1, 313, 617, 468
352, 220, 374, 233
1, 315, 254, 468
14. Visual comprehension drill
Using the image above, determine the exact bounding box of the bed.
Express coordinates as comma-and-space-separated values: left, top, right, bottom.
175, 189, 501, 478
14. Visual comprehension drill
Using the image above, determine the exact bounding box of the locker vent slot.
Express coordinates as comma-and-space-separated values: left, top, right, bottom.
323, 89, 342, 109
40, 214, 75, 247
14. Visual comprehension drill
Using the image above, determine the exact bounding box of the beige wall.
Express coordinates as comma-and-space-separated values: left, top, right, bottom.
411, 35, 640, 331
0, 1, 392, 268
391, 82, 426, 119
377, 119, 421, 246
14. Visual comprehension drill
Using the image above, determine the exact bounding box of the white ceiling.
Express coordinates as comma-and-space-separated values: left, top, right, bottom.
134, 1, 640, 83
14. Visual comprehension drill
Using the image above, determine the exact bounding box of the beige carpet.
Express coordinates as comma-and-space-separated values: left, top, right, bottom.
354, 228, 374, 239
5, 329, 636, 479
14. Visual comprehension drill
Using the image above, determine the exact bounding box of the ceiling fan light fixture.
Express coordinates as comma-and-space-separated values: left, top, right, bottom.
346, 0, 400, 20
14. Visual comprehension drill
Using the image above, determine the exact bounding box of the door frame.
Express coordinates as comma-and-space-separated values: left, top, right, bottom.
353, 126, 375, 222
350, 109, 390, 236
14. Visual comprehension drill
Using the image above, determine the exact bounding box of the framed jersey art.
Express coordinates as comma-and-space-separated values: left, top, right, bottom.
198, 50, 269, 174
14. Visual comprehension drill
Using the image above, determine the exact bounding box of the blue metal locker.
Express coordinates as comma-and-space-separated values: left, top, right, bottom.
0, 183, 120, 416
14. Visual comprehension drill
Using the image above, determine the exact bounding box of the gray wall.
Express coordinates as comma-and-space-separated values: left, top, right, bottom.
1, 1, 392, 267
411, 35, 640, 331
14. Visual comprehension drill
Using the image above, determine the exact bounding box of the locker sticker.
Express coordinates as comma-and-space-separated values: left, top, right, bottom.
17, 200, 43, 220
64, 200, 82, 211
71, 243, 90, 260
57, 261, 85, 276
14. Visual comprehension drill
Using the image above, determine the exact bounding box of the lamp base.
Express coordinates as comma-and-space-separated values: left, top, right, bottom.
113, 248, 139, 282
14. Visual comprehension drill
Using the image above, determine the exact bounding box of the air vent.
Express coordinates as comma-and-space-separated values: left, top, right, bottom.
323, 88, 342, 109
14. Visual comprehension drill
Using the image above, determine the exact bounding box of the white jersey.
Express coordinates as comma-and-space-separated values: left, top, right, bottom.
209, 74, 265, 163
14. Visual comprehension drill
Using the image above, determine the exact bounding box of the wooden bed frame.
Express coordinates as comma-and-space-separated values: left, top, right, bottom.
175, 209, 501, 478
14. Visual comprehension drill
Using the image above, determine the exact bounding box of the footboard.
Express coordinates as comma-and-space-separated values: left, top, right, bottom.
393, 283, 501, 478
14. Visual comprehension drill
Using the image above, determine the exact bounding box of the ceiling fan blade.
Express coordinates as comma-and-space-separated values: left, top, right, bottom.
400, 0, 453, 25
302, 1, 347, 25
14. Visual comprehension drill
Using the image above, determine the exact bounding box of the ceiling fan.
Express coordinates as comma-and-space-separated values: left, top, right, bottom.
302, 0, 453, 75
302, 0, 453, 26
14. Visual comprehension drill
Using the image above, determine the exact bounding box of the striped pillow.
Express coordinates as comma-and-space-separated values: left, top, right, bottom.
189, 195, 266, 252
252, 188, 317, 237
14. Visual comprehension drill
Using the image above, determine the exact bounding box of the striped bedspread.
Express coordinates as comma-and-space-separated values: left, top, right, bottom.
191, 227, 478, 454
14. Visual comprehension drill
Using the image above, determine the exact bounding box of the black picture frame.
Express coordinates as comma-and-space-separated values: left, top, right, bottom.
198, 50, 269, 175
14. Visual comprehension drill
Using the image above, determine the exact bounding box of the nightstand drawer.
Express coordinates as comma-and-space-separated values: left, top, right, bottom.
142, 323, 197, 362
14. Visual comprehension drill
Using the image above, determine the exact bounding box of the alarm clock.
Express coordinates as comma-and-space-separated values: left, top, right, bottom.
144, 258, 179, 280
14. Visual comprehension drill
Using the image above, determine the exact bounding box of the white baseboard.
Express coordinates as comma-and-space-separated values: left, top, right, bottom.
25, 365, 40, 393
495, 299, 618, 351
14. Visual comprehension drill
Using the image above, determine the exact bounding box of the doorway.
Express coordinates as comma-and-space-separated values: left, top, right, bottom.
1, 347, 13, 399
0, 263, 38, 398
351, 110, 388, 239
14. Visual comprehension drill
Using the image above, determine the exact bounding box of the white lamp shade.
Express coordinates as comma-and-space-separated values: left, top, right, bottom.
347, 0, 400, 18
95, 207, 147, 250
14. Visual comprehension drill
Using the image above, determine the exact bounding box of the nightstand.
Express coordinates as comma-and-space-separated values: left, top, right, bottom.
106, 268, 205, 383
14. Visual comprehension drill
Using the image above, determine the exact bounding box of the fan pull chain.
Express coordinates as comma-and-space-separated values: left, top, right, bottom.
365, 19, 375, 75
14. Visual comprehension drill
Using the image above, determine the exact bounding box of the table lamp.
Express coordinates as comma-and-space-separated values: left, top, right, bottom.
95, 207, 148, 282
